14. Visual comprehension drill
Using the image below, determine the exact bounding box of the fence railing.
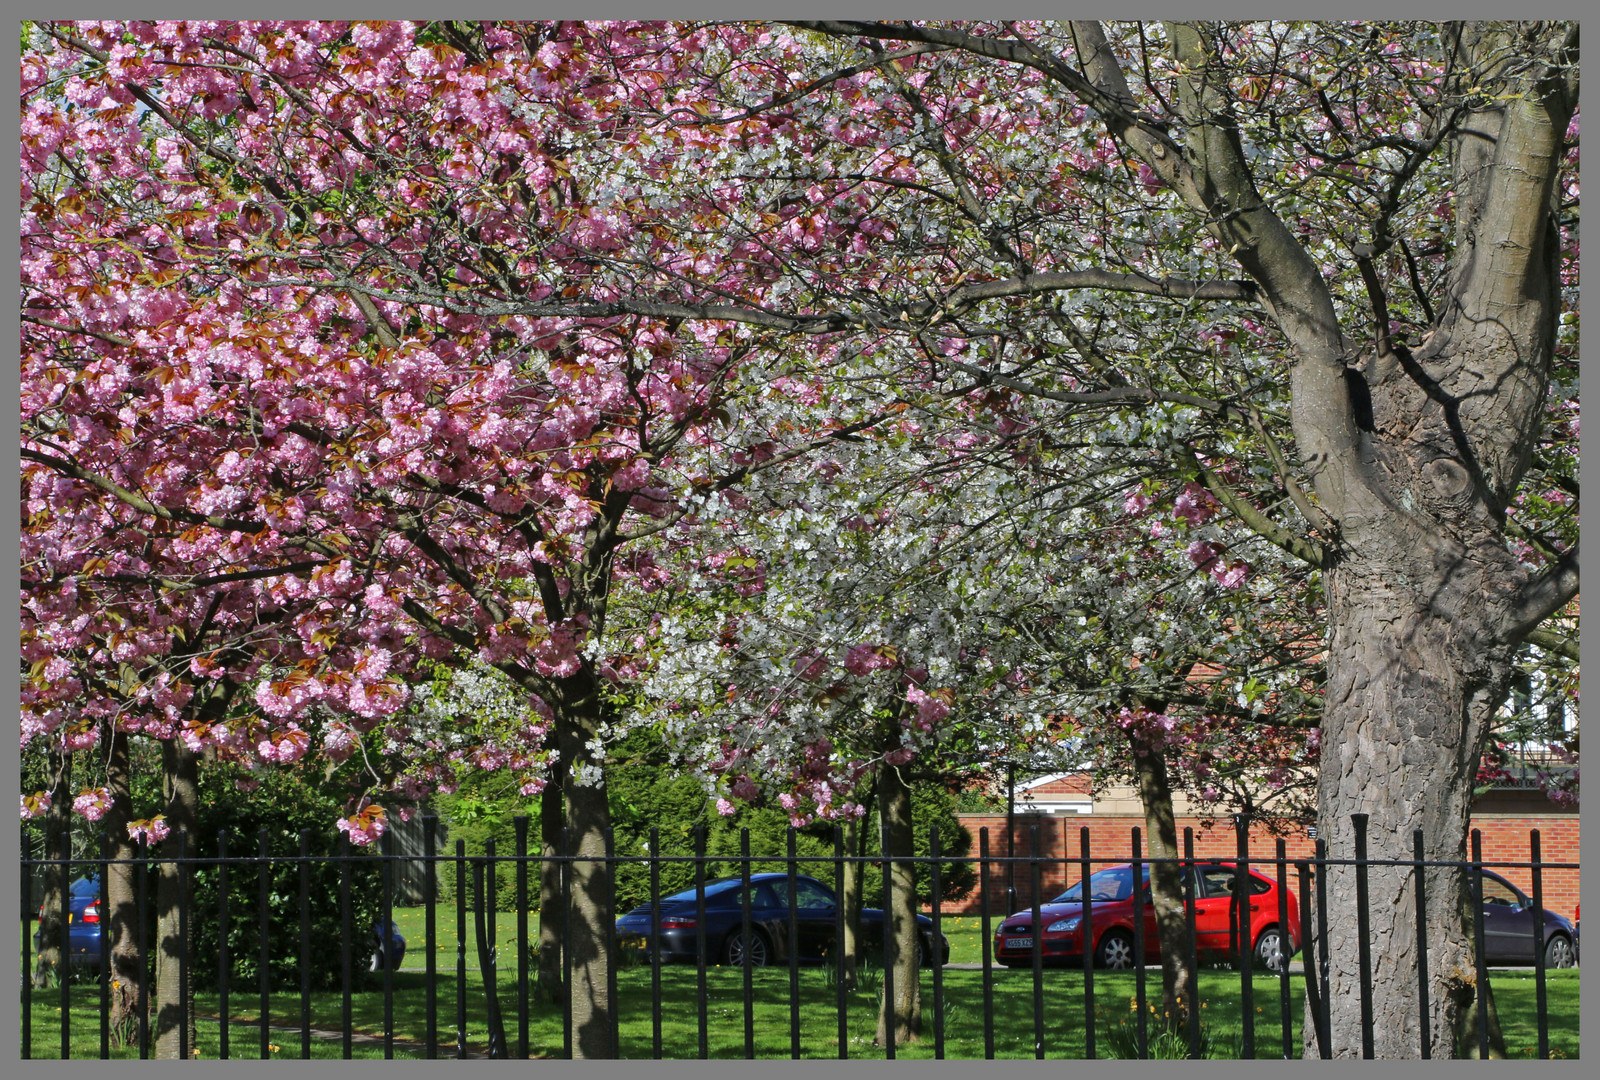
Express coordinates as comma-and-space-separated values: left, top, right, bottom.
19, 815, 1578, 1060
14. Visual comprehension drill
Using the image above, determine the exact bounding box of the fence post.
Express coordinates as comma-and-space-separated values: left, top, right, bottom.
515, 814, 529, 1060
1412, 829, 1430, 1059
1234, 816, 1253, 1059
1131, 826, 1147, 1059
1530, 829, 1548, 1059
1470, 829, 1490, 1059
101, 829, 112, 1060
1029, 822, 1042, 1059
1079, 825, 1094, 1060
298, 830, 310, 1059
833, 823, 847, 1061
1183, 828, 1200, 1059
424, 816, 437, 1061
340, 831, 352, 1061
693, 823, 707, 1060
978, 827, 994, 1061
255, 829, 267, 1061
930, 823, 945, 1061
1353, 814, 1373, 1058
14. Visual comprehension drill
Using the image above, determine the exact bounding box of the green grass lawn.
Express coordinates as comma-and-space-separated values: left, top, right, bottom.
22, 959, 1578, 1060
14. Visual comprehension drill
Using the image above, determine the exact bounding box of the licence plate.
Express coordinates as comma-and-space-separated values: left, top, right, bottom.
1006, 936, 1032, 949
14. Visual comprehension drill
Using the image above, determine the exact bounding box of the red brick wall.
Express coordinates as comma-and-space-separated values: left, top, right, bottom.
933, 812, 1580, 922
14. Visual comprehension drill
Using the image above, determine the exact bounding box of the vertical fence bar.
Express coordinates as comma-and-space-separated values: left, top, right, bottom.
1412, 829, 1430, 1059
135, 835, 149, 1059
693, 824, 707, 1061
560, 827, 571, 1061
299, 829, 311, 1059
100, 829, 111, 1060
515, 815, 529, 1061
456, 838, 468, 1060
1276, 838, 1291, 1061
649, 825, 663, 1060
256, 829, 268, 1060
178, 828, 190, 1062
487, 837, 508, 1058
382, 828, 395, 1060
1234, 818, 1253, 1059
425, 817, 438, 1060
834, 824, 847, 1061
1029, 823, 1043, 1060
1352, 814, 1373, 1058
59, 833, 70, 1059
930, 823, 945, 1061
882, 816, 898, 1061
741, 826, 755, 1059
787, 827, 800, 1060
22, 836, 32, 1060
1297, 861, 1328, 1058
1131, 827, 1147, 1059
1313, 838, 1330, 1055
978, 828, 995, 1061
219, 830, 231, 1061
1470, 829, 1490, 1059
341, 832, 352, 1061
1530, 829, 1548, 1059
1079, 825, 1095, 1060
1183, 828, 1200, 1059
604, 828, 618, 1059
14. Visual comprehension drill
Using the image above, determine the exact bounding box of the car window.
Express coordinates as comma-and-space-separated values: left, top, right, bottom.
1479, 874, 1523, 909
1198, 866, 1240, 899
1052, 865, 1139, 904
771, 878, 836, 911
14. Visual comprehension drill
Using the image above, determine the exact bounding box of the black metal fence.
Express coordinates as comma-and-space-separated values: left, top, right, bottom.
19, 814, 1578, 1060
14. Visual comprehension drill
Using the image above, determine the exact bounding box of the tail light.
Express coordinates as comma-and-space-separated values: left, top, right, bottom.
658, 916, 696, 930
82, 904, 99, 924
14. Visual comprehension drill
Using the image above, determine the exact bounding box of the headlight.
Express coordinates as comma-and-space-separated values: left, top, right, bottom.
1047, 917, 1081, 933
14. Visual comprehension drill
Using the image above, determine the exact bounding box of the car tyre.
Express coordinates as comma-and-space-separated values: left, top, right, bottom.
1544, 933, 1576, 970
722, 929, 770, 968
1253, 927, 1288, 972
1095, 929, 1137, 970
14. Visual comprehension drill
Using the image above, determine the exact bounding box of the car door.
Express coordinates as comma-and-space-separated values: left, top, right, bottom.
1478, 872, 1534, 964
769, 877, 840, 958
1193, 865, 1245, 955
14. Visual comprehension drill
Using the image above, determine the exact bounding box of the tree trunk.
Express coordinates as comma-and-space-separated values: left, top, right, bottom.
1129, 731, 1191, 1034
537, 769, 564, 1005
1309, 550, 1516, 1059
836, 781, 872, 992
31, 745, 72, 988
552, 674, 615, 1059
102, 730, 143, 1040
151, 738, 199, 1060
873, 759, 921, 1047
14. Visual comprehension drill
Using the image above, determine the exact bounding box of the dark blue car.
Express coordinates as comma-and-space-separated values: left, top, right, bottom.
33, 875, 407, 971
615, 872, 950, 967
1478, 868, 1578, 968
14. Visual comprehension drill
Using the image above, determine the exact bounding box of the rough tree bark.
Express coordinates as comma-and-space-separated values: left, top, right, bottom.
101, 730, 144, 1040
873, 757, 922, 1047
1128, 731, 1192, 1033
835, 779, 874, 992
31, 745, 72, 988
151, 736, 200, 1059
537, 764, 565, 1006
549, 670, 616, 1059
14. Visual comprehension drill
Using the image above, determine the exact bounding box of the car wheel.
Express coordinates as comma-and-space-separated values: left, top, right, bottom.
723, 929, 769, 968
368, 950, 382, 973
1095, 929, 1137, 970
1544, 933, 1576, 970
1254, 927, 1288, 972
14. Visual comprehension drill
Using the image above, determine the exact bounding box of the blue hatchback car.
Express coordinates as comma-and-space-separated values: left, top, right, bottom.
33, 875, 407, 971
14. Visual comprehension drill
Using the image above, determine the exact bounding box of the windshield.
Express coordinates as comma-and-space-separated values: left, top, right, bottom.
1051, 865, 1147, 904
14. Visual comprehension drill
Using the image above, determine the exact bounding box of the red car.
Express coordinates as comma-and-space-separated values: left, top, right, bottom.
994, 861, 1302, 971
